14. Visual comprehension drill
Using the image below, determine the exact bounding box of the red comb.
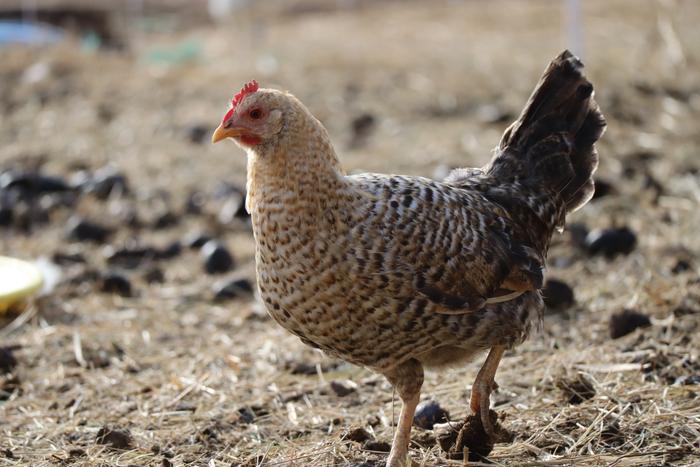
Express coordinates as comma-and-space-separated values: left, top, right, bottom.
221, 80, 259, 124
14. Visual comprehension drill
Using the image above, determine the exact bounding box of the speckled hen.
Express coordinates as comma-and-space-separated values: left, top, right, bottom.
212, 51, 606, 466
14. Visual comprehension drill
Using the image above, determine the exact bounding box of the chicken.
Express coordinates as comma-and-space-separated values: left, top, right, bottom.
212, 50, 606, 466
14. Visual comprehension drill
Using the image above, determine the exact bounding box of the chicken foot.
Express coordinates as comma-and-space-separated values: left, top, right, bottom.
384, 358, 424, 467
469, 345, 505, 439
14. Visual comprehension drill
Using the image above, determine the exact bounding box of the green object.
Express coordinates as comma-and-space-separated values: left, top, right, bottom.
146, 40, 201, 65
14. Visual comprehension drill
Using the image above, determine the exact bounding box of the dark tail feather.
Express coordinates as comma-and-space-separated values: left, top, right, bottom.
489, 50, 607, 214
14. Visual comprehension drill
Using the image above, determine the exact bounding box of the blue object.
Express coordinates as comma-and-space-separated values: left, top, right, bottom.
0, 20, 64, 46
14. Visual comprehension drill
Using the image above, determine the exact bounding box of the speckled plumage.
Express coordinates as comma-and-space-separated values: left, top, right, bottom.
214, 50, 606, 466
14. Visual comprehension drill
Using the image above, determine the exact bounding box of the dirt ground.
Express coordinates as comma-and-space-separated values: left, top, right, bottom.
1, 0, 700, 465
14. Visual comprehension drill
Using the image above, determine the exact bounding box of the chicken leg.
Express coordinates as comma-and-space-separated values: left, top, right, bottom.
469, 346, 505, 438
384, 358, 424, 467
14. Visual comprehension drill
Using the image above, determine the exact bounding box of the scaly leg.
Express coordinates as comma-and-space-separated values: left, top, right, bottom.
384, 358, 424, 467
469, 346, 505, 439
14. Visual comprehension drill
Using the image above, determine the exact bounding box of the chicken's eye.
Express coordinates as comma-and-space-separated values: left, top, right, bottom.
249, 108, 263, 119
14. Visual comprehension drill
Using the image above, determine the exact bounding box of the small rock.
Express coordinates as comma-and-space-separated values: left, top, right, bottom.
585, 227, 637, 258
556, 373, 596, 404
100, 272, 132, 296
95, 426, 133, 450
342, 426, 373, 443
0, 347, 18, 373
362, 440, 391, 452
201, 241, 234, 274
609, 309, 651, 339
184, 232, 213, 249
67, 216, 112, 243
330, 379, 358, 397
413, 400, 449, 429
542, 279, 575, 312
213, 278, 254, 301
184, 123, 210, 144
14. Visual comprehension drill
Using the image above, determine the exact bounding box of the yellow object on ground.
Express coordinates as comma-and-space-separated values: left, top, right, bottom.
0, 256, 43, 313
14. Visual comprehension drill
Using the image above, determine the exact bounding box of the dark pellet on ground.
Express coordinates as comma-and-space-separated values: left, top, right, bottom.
156, 241, 181, 259
184, 123, 210, 144
671, 259, 692, 274
674, 375, 700, 385
437, 410, 509, 461
152, 211, 179, 229
67, 448, 85, 458
609, 309, 651, 339
218, 197, 247, 224
585, 227, 637, 258
413, 400, 449, 429
0, 206, 12, 226
100, 272, 132, 296
362, 440, 391, 452
201, 241, 234, 274
556, 373, 596, 404
343, 427, 373, 443
95, 426, 133, 449
184, 190, 206, 215
330, 380, 357, 397
288, 361, 317, 375
106, 247, 158, 269
89, 168, 129, 199
184, 232, 213, 249
143, 267, 165, 283
567, 223, 589, 249
213, 278, 254, 301
0, 347, 18, 373
592, 178, 615, 199
0, 171, 71, 194
351, 113, 376, 138
236, 405, 268, 424
67, 216, 112, 243
542, 279, 575, 312
51, 251, 86, 265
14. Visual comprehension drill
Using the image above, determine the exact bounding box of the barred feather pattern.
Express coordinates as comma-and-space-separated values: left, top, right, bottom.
245, 50, 604, 373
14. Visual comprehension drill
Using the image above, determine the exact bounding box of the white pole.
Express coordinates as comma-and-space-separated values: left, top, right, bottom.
565, 0, 584, 60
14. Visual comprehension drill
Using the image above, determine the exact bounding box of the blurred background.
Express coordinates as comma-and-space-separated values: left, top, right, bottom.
1, 1, 699, 466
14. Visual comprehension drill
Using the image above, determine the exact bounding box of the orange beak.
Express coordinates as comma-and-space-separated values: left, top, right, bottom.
211, 123, 245, 144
